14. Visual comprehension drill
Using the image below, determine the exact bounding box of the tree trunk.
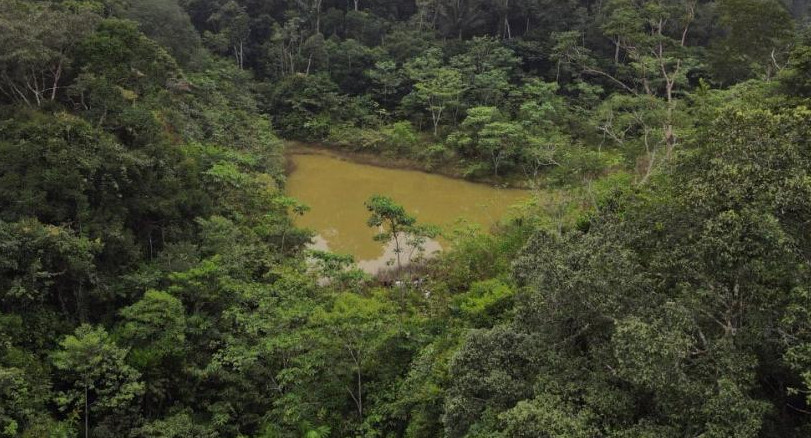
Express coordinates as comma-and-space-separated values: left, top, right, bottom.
492, 152, 501, 177
345, 347, 364, 419
502, 0, 511, 39
85, 383, 89, 438
315, 0, 322, 33
234, 41, 244, 70
356, 364, 363, 418
393, 231, 402, 271
26, 73, 42, 107
51, 59, 63, 101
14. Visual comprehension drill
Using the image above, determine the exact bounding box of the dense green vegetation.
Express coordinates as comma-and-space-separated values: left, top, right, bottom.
177, 0, 807, 180
1, 0, 811, 437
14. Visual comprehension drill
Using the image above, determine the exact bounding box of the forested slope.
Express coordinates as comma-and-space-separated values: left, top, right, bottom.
0, 0, 810, 437
178, 0, 808, 181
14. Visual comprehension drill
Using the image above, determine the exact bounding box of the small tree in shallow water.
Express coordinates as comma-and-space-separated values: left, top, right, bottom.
365, 195, 415, 272
364, 195, 438, 272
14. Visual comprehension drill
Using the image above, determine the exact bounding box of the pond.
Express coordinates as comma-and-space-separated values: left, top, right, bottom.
286, 152, 530, 273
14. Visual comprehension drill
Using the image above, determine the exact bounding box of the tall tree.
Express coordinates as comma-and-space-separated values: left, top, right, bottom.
554, 0, 700, 179
0, 1, 97, 105
709, 0, 794, 84
365, 195, 417, 272
405, 49, 466, 136
205, 1, 250, 69
52, 325, 144, 438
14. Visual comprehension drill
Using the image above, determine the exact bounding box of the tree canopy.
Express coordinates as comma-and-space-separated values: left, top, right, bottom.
1, 0, 810, 436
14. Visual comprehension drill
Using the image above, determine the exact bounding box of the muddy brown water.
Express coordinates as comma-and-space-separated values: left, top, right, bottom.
286, 152, 530, 273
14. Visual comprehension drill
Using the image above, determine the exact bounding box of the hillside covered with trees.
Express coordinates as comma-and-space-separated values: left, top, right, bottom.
1, 0, 811, 437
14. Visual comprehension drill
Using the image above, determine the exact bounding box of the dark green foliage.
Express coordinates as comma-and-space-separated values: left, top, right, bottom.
0, 1, 99, 108
1, 0, 811, 437
709, 0, 794, 84
440, 106, 811, 437
263, 73, 346, 140
52, 325, 144, 436
780, 29, 811, 98
75, 19, 181, 95
119, 0, 202, 65
172, 0, 805, 185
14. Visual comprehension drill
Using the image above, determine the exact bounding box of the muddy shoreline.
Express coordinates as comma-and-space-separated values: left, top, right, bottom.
283, 141, 530, 189
284, 150, 530, 271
